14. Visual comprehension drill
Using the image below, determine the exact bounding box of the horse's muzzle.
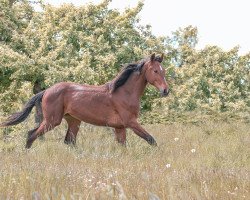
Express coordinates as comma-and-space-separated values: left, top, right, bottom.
161, 88, 169, 97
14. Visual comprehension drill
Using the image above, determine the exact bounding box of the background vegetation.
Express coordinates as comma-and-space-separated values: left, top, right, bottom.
0, 121, 249, 199
0, 0, 249, 123
0, 1, 249, 199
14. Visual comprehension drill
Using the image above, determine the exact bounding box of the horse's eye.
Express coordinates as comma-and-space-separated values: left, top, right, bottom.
154, 70, 158, 73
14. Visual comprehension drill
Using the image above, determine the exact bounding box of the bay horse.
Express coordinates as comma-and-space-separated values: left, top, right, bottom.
1, 53, 169, 148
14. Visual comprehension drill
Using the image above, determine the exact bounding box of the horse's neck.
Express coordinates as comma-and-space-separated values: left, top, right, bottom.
119, 72, 147, 99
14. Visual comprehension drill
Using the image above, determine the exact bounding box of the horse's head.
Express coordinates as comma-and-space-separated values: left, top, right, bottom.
145, 53, 169, 97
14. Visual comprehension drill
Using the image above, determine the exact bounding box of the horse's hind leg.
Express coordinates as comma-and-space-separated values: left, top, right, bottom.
26, 122, 46, 148
26, 119, 62, 149
35, 100, 44, 140
64, 116, 81, 145
27, 126, 39, 140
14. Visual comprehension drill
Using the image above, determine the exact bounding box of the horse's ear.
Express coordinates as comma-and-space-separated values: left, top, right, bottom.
159, 53, 164, 63
150, 53, 155, 61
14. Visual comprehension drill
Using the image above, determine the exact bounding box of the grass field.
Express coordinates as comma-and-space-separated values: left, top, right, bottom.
0, 120, 249, 199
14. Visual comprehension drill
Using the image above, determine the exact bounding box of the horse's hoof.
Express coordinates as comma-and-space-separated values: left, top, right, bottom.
150, 141, 157, 146
147, 136, 157, 146
25, 143, 32, 149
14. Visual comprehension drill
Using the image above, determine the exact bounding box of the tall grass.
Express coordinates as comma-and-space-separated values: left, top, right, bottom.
0, 121, 249, 199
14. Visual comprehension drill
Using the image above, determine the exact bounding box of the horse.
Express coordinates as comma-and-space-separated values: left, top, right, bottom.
1, 53, 169, 148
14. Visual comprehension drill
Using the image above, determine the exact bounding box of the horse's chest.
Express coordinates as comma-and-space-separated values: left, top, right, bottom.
126, 100, 140, 112
115, 100, 140, 119
128, 104, 140, 113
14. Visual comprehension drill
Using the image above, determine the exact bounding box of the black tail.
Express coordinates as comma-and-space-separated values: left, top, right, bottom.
1, 91, 45, 127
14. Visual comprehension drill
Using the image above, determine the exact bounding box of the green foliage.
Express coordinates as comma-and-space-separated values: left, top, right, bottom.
148, 26, 250, 123
0, 0, 165, 113
0, 0, 249, 122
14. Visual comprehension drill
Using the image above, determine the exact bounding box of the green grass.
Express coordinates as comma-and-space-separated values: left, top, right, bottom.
0, 121, 249, 199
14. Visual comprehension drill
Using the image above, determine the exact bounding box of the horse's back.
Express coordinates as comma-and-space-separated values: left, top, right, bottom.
41, 82, 124, 127
43, 82, 73, 102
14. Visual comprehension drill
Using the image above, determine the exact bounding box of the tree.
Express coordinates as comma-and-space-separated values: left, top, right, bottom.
1, 0, 249, 125
151, 27, 250, 122
0, 0, 166, 115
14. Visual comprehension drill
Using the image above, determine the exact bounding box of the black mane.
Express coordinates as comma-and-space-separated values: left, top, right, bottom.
111, 61, 145, 93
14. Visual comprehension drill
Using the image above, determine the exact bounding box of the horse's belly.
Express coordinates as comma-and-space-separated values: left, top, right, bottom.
69, 108, 122, 127
64, 92, 123, 127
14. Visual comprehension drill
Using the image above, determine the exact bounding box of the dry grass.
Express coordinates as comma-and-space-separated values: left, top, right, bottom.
0, 120, 249, 199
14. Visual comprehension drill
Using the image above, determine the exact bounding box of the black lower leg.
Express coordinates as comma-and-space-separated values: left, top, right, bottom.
26, 125, 45, 149
64, 132, 76, 145
27, 127, 39, 141
26, 134, 37, 149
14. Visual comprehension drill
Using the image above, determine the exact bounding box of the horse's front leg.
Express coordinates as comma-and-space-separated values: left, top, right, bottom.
114, 128, 126, 145
128, 120, 157, 146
